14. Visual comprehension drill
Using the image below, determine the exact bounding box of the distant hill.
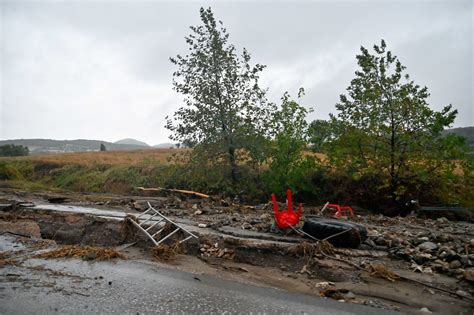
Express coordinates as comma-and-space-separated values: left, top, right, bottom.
444, 127, 474, 154
0, 139, 153, 155
115, 138, 149, 147
153, 143, 177, 149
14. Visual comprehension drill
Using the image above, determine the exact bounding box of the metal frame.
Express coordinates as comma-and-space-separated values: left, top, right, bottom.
127, 202, 198, 246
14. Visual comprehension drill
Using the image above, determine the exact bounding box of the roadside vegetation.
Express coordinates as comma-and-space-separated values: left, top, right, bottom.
0, 7, 472, 215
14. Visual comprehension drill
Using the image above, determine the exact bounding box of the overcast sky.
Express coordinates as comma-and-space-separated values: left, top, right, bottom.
1, 0, 472, 145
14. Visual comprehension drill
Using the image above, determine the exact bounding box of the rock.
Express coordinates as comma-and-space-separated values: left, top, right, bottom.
445, 250, 460, 262
417, 241, 437, 252
364, 238, 376, 247
453, 268, 464, 275
241, 222, 252, 230
345, 291, 356, 299
463, 268, 474, 282
456, 290, 470, 298
194, 210, 202, 215
390, 238, 401, 247
413, 252, 433, 265
422, 267, 433, 274
449, 260, 462, 269
374, 237, 386, 246
460, 255, 471, 266
436, 217, 448, 223
198, 223, 207, 228
315, 281, 334, 288
419, 307, 432, 314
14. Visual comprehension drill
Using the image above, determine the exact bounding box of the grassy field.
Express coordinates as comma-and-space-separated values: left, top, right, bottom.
0, 149, 186, 167
0, 149, 193, 194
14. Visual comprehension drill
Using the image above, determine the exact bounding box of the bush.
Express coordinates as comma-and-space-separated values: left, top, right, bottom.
0, 144, 29, 157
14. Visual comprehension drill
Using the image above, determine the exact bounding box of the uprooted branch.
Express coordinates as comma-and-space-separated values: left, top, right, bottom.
136, 187, 209, 198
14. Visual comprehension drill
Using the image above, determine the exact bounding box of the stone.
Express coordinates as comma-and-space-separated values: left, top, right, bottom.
419, 307, 432, 314
345, 291, 356, 299
390, 238, 401, 247
460, 255, 470, 266
436, 217, 448, 223
463, 268, 474, 283
374, 237, 386, 246
364, 238, 376, 247
456, 290, 470, 298
449, 260, 462, 269
413, 252, 433, 265
445, 250, 460, 262
417, 241, 438, 252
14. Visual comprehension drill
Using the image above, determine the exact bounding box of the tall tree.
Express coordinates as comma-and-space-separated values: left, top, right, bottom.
307, 119, 334, 152
331, 39, 466, 207
264, 89, 317, 195
167, 7, 274, 183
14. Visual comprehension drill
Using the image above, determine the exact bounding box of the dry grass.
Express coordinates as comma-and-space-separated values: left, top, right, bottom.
152, 242, 182, 262
0, 251, 20, 267
368, 263, 400, 282
294, 241, 317, 259
1, 149, 188, 167
35, 245, 124, 261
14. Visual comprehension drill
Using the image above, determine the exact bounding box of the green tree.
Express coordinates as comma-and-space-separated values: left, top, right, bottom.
166, 7, 274, 184
0, 144, 29, 156
307, 119, 335, 152
331, 39, 467, 208
264, 89, 317, 196
100, 143, 107, 151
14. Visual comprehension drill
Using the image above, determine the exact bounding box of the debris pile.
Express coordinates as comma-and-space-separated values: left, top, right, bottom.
356, 215, 474, 283
200, 243, 235, 259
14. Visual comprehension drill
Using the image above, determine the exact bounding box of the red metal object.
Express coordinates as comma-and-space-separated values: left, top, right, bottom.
272, 189, 302, 229
326, 203, 354, 218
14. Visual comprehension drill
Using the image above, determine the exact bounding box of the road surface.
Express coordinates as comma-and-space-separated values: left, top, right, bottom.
0, 254, 401, 314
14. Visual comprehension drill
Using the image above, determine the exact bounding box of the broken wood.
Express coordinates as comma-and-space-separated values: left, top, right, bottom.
136, 187, 209, 199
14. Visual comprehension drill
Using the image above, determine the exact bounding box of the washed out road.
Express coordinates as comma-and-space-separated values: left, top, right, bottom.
0, 256, 401, 314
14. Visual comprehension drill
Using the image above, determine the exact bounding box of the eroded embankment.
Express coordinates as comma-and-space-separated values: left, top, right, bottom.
0, 206, 306, 267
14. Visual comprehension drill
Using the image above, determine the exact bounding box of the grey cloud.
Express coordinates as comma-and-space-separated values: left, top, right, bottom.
1, 1, 472, 145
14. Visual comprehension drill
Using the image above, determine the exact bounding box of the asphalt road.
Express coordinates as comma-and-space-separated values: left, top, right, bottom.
0, 255, 402, 315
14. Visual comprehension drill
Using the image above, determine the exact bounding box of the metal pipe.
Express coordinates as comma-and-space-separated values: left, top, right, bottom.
127, 217, 158, 246
135, 207, 152, 220
145, 219, 164, 232
147, 202, 198, 239
156, 228, 180, 245
140, 213, 159, 225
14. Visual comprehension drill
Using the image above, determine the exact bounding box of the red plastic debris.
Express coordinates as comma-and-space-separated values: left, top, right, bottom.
326, 203, 354, 218
272, 189, 302, 229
